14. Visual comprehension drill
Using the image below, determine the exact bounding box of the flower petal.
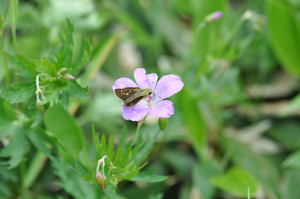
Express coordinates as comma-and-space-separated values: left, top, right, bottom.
122, 101, 149, 121
149, 100, 174, 118
112, 77, 137, 90
134, 68, 148, 88
154, 75, 184, 100
147, 73, 158, 90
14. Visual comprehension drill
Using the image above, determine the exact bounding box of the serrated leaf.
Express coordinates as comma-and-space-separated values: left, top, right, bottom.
70, 34, 92, 74
68, 81, 88, 101
1, 82, 35, 104
107, 135, 114, 160
6, 54, 37, 77
92, 127, 102, 154
211, 167, 257, 197
56, 20, 74, 69
0, 165, 17, 198
0, 128, 30, 168
114, 128, 128, 164
104, 184, 124, 199
132, 130, 160, 166
72, 160, 91, 180
33, 58, 57, 75
0, 99, 17, 124
27, 129, 52, 157
51, 157, 100, 199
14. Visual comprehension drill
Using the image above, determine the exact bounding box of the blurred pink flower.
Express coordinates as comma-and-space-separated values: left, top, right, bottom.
213, 11, 223, 20
113, 68, 184, 121
205, 11, 223, 22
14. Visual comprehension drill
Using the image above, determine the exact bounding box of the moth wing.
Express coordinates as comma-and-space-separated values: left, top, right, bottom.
125, 96, 144, 107
114, 87, 141, 100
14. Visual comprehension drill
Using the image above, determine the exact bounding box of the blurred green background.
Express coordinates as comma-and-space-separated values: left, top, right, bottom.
1, 0, 300, 198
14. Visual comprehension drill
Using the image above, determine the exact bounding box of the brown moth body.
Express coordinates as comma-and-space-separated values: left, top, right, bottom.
114, 87, 153, 107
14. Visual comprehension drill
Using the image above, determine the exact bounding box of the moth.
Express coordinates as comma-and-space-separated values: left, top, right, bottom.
114, 87, 153, 107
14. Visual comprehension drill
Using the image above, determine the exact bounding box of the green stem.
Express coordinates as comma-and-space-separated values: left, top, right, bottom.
19, 161, 26, 193
192, 13, 248, 88
218, 15, 246, 56
220, 148, 232, 170
83, 34, 119, 81
133, 119, 144, 145
0, 37, 10, 87
22, 151, 48, 190
9, 0, 18, 50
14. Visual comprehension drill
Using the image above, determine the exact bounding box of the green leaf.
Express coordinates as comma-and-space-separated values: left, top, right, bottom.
226, 138, 280, 198
92, 126, 102, 155
0, 165, 17, 198
177, 88, 207, 157
130, 169, 168, 183
193, 160, 221, 199
68, 80, 88, 101
283, 151, 300, 169
6, 54, 37, 77
51, 157, 100, 199
104, 3, 150, 45
149, 194, 163, 199
56, 20, 74, 70
162, 149, 195, 178
27, 129, 52, 157
0, 99, 16, 124
211, 167, 258, 197
132, 130, 159, 165
281, 94, 300, 116
1, 82, 35, 104
104, 184, 124, 199
44, 105, 86, 159
0, 128, 30, 168
70, 33, 92, 74
282, 169, 300, 199
266, 0, 300, 76
267, 120, 300, 149
191, 0, 227, 66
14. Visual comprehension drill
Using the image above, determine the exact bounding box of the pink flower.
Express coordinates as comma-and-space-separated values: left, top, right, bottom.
112, 68, 184, 121
212, 11, 223, 20
205, 11, 223, 22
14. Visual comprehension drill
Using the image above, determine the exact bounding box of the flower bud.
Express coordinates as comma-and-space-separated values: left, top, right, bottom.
0, 16, 4, 30
159, 118, 167, 130
58, 67, 69, 74
95, 172, 106, 190
205, 11, 223, 23
63, 74, 75, 80
96, 155, 108, 190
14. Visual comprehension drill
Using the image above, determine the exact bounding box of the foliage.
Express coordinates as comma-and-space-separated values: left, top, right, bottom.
0, 0, 300, 198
